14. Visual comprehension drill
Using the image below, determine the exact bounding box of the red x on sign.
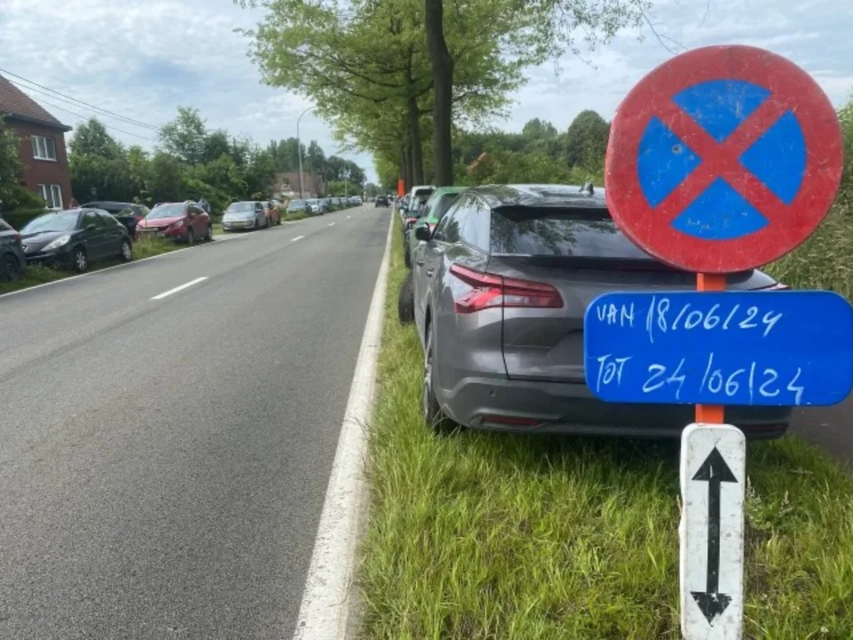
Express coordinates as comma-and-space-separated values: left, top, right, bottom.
605, 45, 844, 273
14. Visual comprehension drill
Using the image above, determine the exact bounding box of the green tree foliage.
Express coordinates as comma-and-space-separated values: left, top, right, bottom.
58, 112, 364, 214
565, 110, 610, 174
0, 118, 44, 213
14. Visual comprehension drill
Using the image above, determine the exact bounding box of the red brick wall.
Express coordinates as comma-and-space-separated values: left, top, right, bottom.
9, 119, 73, 208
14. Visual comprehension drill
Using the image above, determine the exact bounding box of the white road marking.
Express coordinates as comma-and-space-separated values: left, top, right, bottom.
346, 215, 351, 219
151, 277, 208, 301
292, 216, 392, 640
291, 235, 305, 242
328, 222, 335, 227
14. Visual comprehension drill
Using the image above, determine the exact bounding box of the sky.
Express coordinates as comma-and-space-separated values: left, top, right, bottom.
1, 0, 851, 184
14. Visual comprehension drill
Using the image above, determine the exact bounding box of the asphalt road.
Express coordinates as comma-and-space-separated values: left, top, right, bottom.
0, 205, 389, 639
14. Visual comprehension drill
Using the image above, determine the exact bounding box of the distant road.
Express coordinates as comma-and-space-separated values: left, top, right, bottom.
0, 206, 388, 639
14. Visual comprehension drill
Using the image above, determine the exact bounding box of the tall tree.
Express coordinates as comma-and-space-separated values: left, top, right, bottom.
159, 107, 208, 165
565, 110, 610, 173
69, 118, 124, 159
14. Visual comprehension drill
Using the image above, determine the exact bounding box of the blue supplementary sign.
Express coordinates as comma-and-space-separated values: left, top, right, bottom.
584, 291, 853, 407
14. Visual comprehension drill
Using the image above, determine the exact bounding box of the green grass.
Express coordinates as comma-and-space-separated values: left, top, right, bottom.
284, 211, 308, 222
359, 228, 853, 639
0, 236, 180, 296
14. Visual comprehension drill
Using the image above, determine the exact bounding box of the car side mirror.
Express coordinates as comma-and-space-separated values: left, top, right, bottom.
86, 224, 96, 232
415, 225, 432, 242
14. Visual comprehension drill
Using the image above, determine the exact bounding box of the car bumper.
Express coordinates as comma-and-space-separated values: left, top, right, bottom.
439, 373, 791, 439
222, 220, 255, 230
25, 248, 72, 268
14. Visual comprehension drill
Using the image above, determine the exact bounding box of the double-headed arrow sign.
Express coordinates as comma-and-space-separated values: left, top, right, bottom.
680, 423, 745, 639
690, 447, 738, 624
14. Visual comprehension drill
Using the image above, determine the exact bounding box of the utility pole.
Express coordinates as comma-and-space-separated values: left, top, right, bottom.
297, 106, 317, 199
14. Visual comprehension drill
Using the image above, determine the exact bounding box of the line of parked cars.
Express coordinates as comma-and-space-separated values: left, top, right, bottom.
396, 183, 793, 440
221, 200, 282, 231
286, 195, 363, 217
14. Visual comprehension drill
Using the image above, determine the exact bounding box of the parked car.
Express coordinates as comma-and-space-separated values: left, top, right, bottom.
403, 186, 466, 268
305, 199, 326, 216
406, 185, 435, 218
349, 195, 363, 206
81, 201, 150, 236
137, 201, 212, 244
222, 201, 269, 231
406, 184, 791, 439
20, 208, 133, 273
265, 200, 282, 226
0, 218, 26, 282
287, 199, 309, 216
375, 195, 390, 207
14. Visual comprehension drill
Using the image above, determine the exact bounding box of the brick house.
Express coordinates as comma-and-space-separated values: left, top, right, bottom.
0, 74, 73, 210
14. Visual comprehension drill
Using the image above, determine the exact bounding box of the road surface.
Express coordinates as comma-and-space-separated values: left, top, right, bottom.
0, 206, 388, 639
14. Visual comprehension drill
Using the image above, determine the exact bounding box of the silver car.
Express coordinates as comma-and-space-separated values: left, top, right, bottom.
222, 201, 269, 230
409, 184, 791, 439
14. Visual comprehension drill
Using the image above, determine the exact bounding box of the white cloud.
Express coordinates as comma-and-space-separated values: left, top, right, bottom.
1, 0, 851, 181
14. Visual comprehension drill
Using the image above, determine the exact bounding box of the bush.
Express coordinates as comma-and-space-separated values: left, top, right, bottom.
284, 211, 307, 221
2, 207, 48, 231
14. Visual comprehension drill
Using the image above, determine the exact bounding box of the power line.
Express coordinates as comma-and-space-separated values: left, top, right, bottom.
30, 97, 158, 142
0, 67, 161, 130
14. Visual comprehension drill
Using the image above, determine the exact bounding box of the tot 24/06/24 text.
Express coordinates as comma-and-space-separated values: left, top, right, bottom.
583, 291, 853, 407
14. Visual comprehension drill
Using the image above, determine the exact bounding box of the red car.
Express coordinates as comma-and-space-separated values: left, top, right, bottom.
136, 201, 213, 244
265, 200, 283, 226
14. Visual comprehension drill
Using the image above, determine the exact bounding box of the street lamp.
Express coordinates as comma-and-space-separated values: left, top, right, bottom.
297, 105, 318, 199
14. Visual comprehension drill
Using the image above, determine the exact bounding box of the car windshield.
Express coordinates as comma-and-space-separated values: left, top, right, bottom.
432, 194, 461, 220
22, 212, 79, 233
490, 207, 650, 259
227, 202, 255, 213
148, 204, 185, 219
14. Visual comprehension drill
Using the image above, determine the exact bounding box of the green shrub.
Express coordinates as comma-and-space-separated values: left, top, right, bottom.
284, 211, 307, 222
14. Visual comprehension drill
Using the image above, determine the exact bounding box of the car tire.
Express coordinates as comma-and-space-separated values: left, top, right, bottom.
72, 247, 88, 273
187, 228, 195, 246
119, 239, 132, 262
423, 321, 456, 433
0, 253, 22, 282
205, 225, 213, 242
397, 271, 415, 324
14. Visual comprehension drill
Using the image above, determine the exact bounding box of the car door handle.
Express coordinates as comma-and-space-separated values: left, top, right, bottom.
416, 260, 425, 266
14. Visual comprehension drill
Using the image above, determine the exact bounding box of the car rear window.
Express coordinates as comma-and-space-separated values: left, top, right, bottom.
490, 206, 650, 259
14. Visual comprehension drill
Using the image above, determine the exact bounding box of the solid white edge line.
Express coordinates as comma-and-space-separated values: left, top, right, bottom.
150, 276, 208, 301
292, 235, 305, 242
292, 213, 392, 640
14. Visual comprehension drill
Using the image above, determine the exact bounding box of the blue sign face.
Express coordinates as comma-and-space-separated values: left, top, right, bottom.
637, 79, 807, 240
584, 291, 853, 406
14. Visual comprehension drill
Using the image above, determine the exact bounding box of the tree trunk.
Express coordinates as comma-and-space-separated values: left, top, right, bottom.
407, 95, 425, 186
424, 0, 454, 186
402, 146, 412, 192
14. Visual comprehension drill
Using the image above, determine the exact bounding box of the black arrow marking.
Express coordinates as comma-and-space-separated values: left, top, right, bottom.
690, 446, 738, 625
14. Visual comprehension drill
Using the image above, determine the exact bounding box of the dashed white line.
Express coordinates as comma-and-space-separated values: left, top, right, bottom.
151, 277, 208, 301
328, 222, 335, 227
346, 215, 351, 219
292, 235, 305, 242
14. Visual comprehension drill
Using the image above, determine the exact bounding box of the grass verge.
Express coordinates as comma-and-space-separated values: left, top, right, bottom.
0, 236, 180, 296
284, 211, 308, 222
359, 228, 853, 639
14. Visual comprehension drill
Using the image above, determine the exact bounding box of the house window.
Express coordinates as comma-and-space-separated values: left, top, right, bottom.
38, 184, 63, 209
32, 135, 57, 161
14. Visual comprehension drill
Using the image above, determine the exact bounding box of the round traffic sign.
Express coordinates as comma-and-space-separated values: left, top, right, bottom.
605, 45, 844, 273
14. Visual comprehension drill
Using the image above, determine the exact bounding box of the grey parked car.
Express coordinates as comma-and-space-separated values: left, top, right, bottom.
222, 201, 269, 231
0, 218, 26, 282
407, 184, 791, 439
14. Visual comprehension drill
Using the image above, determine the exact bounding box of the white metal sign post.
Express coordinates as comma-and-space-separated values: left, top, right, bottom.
680, 424, 745, 639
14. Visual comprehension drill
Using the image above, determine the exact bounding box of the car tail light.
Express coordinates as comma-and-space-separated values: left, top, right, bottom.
406, 217, 417, 225
450, 264, 563, 313
427, 223, 436, 233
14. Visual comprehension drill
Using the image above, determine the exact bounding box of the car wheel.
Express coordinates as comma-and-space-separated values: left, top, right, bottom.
0, 253, 22, 282
119, 239, 132, 262
397, 271, 415, 324
72, 247, 88, 273
186, 228, 195, 246
205, 225, 213, 242
423, 322, 456, 433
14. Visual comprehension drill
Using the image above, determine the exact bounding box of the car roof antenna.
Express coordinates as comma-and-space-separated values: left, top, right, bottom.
580, 182, 594, 196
